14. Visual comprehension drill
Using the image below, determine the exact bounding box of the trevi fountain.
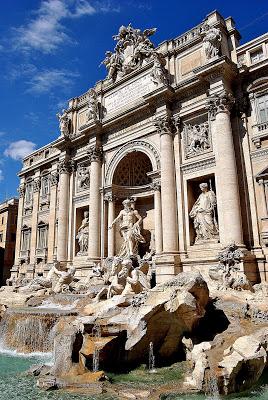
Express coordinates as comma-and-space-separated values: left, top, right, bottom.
1, 12, 268, 400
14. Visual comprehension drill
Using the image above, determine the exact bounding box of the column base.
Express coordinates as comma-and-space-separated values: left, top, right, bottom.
154, 253, 182, 284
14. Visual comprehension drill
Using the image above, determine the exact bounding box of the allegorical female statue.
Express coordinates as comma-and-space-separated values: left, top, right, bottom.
109, 198, 146, 258
189, 183, 219, 243
76, 211, 89, 255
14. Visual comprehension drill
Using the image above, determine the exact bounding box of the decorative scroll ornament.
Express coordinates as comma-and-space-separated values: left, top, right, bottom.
206, 90, 235, 120
201, 23, 222, 60
33, 178, 41, 193
154, 115, 180, 136
50, 172, 59, 186
58, 159, 71, 174
18, 184, 25, 198
86, 89, 99, 122
56, 109, 70, 138
101, 24, 158, 83
88, 145, 103, 163
184, 121, 211, 157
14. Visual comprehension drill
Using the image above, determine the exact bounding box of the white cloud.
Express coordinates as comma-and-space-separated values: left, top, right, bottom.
12, 0, 118, 54
4, 140, 36, 161
0, 169, 3, 182
26, 68, 79, 94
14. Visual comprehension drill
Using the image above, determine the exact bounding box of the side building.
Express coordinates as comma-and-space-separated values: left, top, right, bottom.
11, 11, 268, 284
0, 198, 18, 285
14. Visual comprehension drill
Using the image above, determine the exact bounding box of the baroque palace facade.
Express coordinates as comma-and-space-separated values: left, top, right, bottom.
12, 11, 268, 284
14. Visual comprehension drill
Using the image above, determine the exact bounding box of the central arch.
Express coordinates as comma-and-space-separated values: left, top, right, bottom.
113, 151, 152, 187
105, 140, 160, 187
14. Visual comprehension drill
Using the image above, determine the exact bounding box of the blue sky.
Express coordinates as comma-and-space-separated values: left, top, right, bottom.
0, 0, 268, 202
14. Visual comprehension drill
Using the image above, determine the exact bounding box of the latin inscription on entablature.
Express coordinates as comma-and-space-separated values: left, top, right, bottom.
104, 72, 155, 114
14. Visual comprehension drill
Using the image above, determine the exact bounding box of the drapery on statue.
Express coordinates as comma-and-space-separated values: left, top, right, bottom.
201, 24, 222, 60
189, 183, 219, 243
56, 109, 69, 137
76, 211, 89, 255
109, 198, 146, 258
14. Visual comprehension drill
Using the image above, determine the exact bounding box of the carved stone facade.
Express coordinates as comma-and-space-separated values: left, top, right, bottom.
11, 11, 268, 285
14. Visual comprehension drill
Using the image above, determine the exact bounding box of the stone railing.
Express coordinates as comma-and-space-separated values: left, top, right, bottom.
19, 249, 30, 262
35, 247, 48, 261
173, 23, 203, 51
256, 121, 268, 132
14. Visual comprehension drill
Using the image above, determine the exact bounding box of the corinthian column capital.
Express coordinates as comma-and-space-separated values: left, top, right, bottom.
154, 115, 180, 136
88, 145, 103, 163
58, 159, 72, 174
206, 90, 235, 120
18, 184, 25, 198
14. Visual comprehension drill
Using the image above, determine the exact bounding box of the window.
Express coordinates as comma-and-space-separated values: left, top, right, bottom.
41, 175, 50, 197
37, 224, 48, 249
0, 232, 3, 242
21, 229, 31, 251
1, 216, 4, 225
257, 94, 268, 123
250, 48, 264, 64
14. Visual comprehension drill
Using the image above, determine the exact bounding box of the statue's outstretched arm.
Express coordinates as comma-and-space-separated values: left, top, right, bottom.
109, 210, 122, 229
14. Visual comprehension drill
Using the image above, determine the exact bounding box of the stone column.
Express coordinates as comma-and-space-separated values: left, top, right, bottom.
14, 183, 25, 267
207, 90, 244, 246
105, 193, 116, 257
57, 160, 71, 264
29, 176, 41, 270
154, 116, 179, 252
67, 162, 76, 263
154, 115, 181, 283
87, 146, 102, 259
47, 171, 58, 264
151, 182, 163, 254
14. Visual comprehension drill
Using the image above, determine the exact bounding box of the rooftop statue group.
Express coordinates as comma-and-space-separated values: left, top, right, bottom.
101, 23, 168, 85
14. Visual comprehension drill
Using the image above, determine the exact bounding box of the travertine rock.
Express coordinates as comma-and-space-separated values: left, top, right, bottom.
218, 330, 268, 394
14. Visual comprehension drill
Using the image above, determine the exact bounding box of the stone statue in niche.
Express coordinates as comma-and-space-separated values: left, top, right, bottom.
86, 89, 99, 122
76, 211, 89, 255
77, 165, 90, 190
185, 122, 210, 157
201, 24, 222, 60
56, 109, 70, 137
109, 198, 145, 258
189, 183, 219, 243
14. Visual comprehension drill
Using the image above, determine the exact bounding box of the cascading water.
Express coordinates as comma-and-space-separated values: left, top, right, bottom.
0, 308, 76, 355
92, 324, 101, 372
148, 341, 157, 373
204, 365, 220, 400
